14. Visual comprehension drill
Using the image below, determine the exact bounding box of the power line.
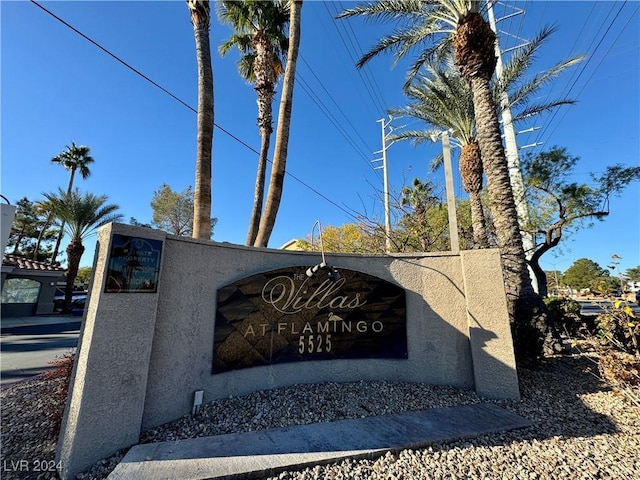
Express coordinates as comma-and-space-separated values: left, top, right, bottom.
532, 1, 630, 147
29, 0, 366, 225
299, 54, 373, 162
539, 3, 638, 145
322, 1, 388, 116
296, 75, 375, 170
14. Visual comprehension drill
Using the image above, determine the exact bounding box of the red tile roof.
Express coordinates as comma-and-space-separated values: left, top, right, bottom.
2, 254, 66, 272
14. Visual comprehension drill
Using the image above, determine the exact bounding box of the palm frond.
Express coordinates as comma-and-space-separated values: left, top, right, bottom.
511, 99, 577, 123
506, 55, 584, 111
42, 188, 123, 243
339, 1, 459, 71
337, 0, 428, 21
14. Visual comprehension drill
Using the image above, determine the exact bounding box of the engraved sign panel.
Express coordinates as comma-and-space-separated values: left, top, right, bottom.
213, 266, 407, 373
105, 234, 162, 293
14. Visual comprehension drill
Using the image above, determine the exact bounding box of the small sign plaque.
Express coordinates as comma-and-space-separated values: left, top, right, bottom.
213, 266, 407, 373
105, 234, 162, 293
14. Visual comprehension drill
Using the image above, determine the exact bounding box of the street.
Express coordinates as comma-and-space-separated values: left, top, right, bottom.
0, 320, 80, 388
577, 299, 640, 317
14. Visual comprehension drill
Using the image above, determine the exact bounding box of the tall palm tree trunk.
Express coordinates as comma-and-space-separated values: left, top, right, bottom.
254, 0, 302, 247
470, 75, 532, 302
188, 0, 214, 240
246, 134, 270, 245
454, 11, 549, 359
247, 29, 277, 246
471, 74, 550, 359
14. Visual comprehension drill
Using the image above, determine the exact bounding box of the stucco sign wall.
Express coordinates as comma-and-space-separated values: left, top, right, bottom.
56, 223, 521, 480
214, 266, 407, 373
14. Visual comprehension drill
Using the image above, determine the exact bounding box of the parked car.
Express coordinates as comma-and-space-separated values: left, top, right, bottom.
53, 288, 87, 313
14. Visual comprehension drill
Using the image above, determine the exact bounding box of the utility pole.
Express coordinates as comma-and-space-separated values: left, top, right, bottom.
441, 131, 460, 252
487, 0, 538, 292
373, 117, 392, 253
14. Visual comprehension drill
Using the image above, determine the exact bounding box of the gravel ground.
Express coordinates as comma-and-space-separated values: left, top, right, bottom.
1, 352, 639, 480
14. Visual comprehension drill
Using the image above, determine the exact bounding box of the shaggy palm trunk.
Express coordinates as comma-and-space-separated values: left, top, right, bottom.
188, 0, 213, 240
459, 141, 488, 247
63, 240, 84, 313
254, 0, 302, 247
470, 75, 533, 304
455, 12, 549, 359
246, 29, 277, 246
468, 191, 488, 247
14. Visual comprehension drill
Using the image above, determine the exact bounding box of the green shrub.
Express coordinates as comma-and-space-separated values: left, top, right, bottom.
544, 297, 591, 336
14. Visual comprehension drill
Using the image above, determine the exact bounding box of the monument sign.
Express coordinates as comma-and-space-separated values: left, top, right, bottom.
214, 266, 407, 373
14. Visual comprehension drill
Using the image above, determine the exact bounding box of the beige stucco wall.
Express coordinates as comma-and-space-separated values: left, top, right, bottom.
57, 223, 519, 480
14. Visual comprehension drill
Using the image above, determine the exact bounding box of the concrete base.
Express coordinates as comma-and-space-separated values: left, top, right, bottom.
107, 403, 531, 480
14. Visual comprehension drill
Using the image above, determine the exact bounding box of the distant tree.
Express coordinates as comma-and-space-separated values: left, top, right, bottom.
149, 184, 217, 237
5, 197, 55, 261
393, 178, 475, 253
524, 146, 640, 297
129, 217, 152, 228
76, 266, 93, 288
544, 270, 562, 297
187, 0, 214, 240
32, 199, 58, 261
624, 266, 640, 283
43, 188, 122, 313
50, 142, 95, 263
591, 276, 620, 297
6, 197, 39, 255
396, 178, 447, 252
295, 223, 385, 254
151, 184, 195, 236
562, 258, 610, 292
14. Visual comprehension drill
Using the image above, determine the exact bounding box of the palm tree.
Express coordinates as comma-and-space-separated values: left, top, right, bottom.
50, 142, 94, 263
187, 0, 214, 240
389, 60, 490, 248
400, 177, 446, 251
43, 188, 122, 313
217, 0, 290, 246
338, 0, 548, 358
254, 0, 303, 248
390, 29, 581, 250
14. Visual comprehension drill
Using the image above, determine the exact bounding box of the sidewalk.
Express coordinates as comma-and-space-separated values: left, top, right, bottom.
1, 314, 80, 331
107, 403, 531, 480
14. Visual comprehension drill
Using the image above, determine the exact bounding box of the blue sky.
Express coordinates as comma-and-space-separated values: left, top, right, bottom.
1, 1, 638, 276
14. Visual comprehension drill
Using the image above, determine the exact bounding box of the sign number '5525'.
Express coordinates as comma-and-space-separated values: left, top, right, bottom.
298, 334, 332, 354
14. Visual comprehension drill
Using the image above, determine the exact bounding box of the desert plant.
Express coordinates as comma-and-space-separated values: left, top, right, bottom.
587, 301, 640, 406
595, 300, 639, 356
41, 350, 76, 437
544, 297, 592, 337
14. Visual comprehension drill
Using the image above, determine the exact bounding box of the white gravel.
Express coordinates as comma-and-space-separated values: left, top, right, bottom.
1, 352, 639, 480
